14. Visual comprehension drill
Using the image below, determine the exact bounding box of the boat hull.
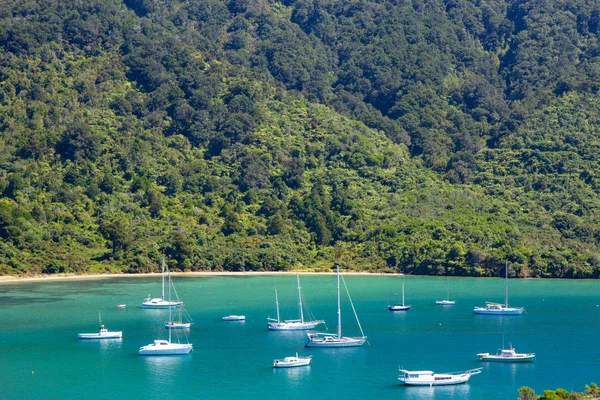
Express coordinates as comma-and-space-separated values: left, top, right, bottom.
305, 333, 366, 348
473, 307, 524, 315
138, 341, 193, 355
273, 356, 312, 368
399, 369, 481, 386
165, 323, 192, 329
268, 320, 324, 330
399, 376, 471, 386
388, 305, 411, 311
435, 300, 455, 305
78, 332, 122, 339
142, 300, 181, 309
222, 315, 245, 321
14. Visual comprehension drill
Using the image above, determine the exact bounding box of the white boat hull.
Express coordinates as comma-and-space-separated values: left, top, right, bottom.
305, 332, 366, 348
222, 315, 245, 321
268, 320, 324, 330
388, 305, 411, 311
78, 331, 122, 339
399, 368, 481, 386
436, 300, 455, 305
165, 322, 191, 329
142, 299, 181, 309
273, 355, 312, 368
138, 340, 192, 355
478, 354, 535, 362
473, 307, 524, 315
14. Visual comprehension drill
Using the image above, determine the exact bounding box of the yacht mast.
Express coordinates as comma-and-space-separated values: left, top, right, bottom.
297, 274, 305, 323
336, 264, 342, 339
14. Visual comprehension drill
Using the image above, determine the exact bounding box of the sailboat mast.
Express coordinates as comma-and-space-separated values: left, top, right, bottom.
336, 264, 342, 339
275, 289, 280, 323
505, 261, 508, 307
402, 281, 405, 306
161, 258, 165, 300
168, 262, 172, 343
297, 274, 305, 323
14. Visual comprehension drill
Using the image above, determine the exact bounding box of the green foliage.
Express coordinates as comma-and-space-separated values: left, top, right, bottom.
1, 0, 600, 275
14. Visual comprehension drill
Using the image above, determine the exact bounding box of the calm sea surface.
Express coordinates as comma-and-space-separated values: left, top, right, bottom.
1, 275, 599, 400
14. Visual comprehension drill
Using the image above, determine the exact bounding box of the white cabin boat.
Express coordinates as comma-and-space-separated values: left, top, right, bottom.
273, 353, 312, 368
78, 312, 122, 339
142, 259, 182, 309
477, 344, 535, 362
305, 265, 367, 348
268, 274, 324, 330
388, 281, 411, 311
399, 368, 482, 386
222, 315, 246, 321
138, 340, 192, 355
474, 262, 524, 315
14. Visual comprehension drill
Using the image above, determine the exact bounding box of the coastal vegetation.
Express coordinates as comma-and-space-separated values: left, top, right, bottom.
2, 0, 600, 276
519, 383, 600, 399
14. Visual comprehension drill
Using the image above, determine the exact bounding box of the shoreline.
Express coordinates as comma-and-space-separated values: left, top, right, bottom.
0, 270, 397, 283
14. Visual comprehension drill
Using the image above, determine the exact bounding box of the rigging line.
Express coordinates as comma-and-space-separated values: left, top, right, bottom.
341, 274, 365, 338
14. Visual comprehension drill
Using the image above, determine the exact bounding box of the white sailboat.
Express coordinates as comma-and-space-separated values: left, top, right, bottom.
268, 274, 324, 330
78, 311, 122, 339
305, 265, 367, 348
164, 278, 192, 329
139, 263, 192, 355
474, 262, 524, 315
436, 278, 455, 305
388, 281, 411, 311
142, 258, 182, 309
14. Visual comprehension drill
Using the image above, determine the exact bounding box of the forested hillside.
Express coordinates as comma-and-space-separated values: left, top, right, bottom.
2, 0, 600, 277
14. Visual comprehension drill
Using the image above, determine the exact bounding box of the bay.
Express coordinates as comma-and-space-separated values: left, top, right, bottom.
1, 275, 599, 399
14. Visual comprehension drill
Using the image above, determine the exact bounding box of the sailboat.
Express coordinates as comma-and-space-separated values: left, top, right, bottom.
305, 265, 367, 348
388, 281, 411, 311
142, 258, 182, 309
436, 278, 455, 305
78, 311, 122, 339
474, 262, 524, 315
164, 275, 192, 329
268, 274, 324, 330
139, 263, 193, 355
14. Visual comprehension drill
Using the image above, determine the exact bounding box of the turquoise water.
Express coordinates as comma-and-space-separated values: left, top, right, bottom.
1, 275, 599, 399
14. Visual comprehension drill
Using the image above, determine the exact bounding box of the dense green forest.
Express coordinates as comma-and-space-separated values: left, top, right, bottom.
2, 0, 600, 277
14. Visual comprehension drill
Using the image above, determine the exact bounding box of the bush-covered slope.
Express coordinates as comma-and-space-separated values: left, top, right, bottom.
1, 0, 600, 277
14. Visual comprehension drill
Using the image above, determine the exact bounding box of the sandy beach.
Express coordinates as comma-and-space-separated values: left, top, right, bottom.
0, 270, 393, 283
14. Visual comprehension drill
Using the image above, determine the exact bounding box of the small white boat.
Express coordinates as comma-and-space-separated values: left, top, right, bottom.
388, 281, 411, 311
273, 353, 312, 368
138, 340, 192, 355
78, 312, 122, 339
477, 344, 535, 362
222, 315, 246, 321
117, 304, 126, 309
435, 300, 456, 305
399, 368, 482, 386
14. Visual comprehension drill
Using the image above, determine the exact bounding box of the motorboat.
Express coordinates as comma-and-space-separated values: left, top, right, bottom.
78, 312, 122, 339
398, 368, 482, 386
435, 300, 456, 305
273, 353, 312, 368
477, 344, 535, 362
138, 340, 192, 355
222, 315, 246, 321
